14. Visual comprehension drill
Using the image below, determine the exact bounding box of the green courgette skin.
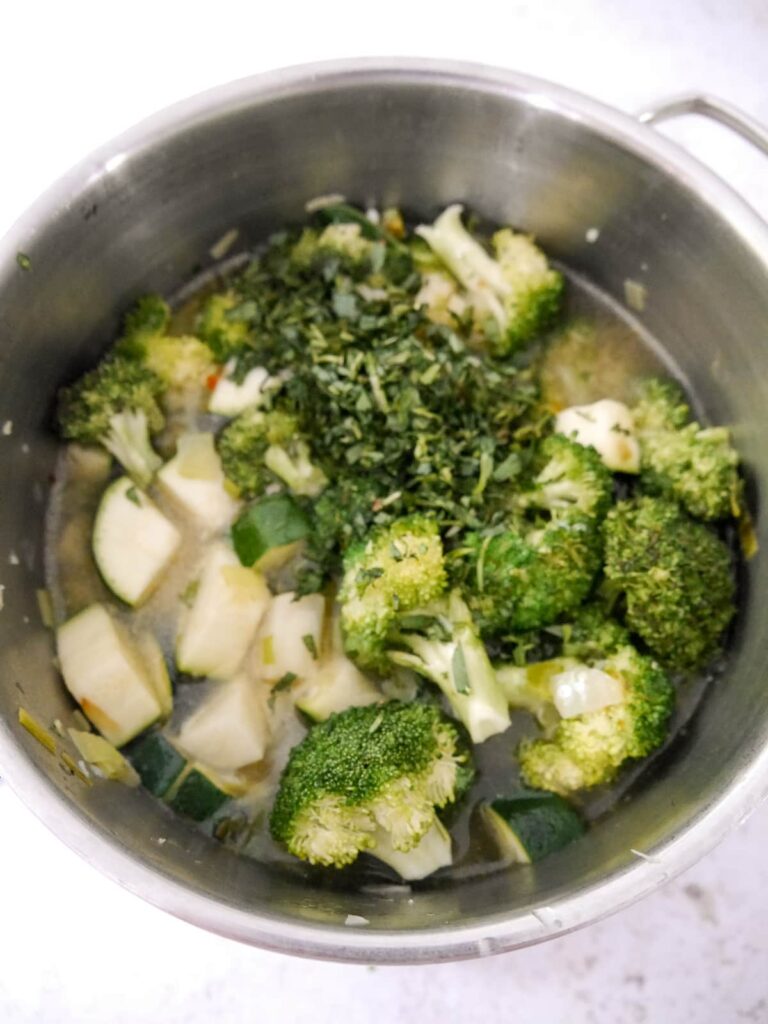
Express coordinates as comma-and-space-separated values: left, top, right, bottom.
168, 768, 230, 821
126, 732, 186, 797
486, 791, 585, 862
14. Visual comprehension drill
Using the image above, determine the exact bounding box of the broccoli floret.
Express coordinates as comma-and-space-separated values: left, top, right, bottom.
415, 204, 563, 356
340, 515, 447, 670
632, 377, 690, 432
119, 294, 171, 346
269, 701, 472, 868
517, 434, 613, 519
516, 645, 675, 794
603, 496, 736, 669
633, 378, 741, 520
58, 358, 164, 487
561, 602, 631, 662
116, 294, 216, 390
292, 223, 375, 267
196, 291, 253, 362
388, 590, 511, 743
217, 408, 327, 499
458, 514, 602, 634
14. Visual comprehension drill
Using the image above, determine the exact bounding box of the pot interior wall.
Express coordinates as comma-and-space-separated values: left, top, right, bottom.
1, 68, 767, 946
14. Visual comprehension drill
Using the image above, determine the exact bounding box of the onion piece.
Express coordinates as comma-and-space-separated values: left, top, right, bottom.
551, 665, 624, 718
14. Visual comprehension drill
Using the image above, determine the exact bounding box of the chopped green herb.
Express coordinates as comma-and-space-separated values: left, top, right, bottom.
16, 252, 31, 271
125, 485, 141, 506
302, 634, 318, 660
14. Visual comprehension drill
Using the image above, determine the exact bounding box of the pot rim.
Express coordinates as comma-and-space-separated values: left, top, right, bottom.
2, 57, 768, 964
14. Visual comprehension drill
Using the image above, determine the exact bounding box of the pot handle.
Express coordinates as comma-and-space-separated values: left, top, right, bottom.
638, 94, 768, 158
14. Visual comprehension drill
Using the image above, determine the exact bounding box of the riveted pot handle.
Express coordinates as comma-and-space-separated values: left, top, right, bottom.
638, 94, 768, 159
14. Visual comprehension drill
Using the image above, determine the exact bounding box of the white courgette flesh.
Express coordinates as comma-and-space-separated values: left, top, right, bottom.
56, 604, 162, 746
157, 433, 240, 531
208, 364, 270, 416
92, 476, 181, 606
137, 633, 174, 718
176, 675, 270, 772
252, 591, 326, 683
294, 657, 381, 721
176, 542, 270, 679
370, 820, 453, 880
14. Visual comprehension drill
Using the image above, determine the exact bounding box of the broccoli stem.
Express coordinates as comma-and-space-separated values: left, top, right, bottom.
369, 820, 452, 880
104, 410, 162, 489
389, 592, 510, 744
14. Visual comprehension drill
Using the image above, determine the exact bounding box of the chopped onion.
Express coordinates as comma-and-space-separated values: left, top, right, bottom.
551, 665, 624, 718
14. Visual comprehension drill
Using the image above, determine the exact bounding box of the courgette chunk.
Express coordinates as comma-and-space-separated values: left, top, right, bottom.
176, 675, 270, 773
92, 476, 181, 606
56, 604, 162, 746
482, 791, 585, 863
176, 542, 270, 679
231, 494, 309, 569
126, 731, 186, 796
158, 432, 240, 532
168, 766, 231, 821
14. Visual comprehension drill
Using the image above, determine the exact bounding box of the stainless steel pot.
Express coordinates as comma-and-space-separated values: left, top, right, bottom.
1, 59, 768, 964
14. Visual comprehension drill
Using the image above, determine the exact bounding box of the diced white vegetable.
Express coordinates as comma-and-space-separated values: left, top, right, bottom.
294, 656, 381, 721
136, 633, 173, 718
252, 591, 325, 683
176, 542, 270, 679
555, 399, 641, 473
551, 664, 625, 718
92, 477, 181, 606
208, 362, 270, 416
56, 604, 162, 746
176, 675, 270, 772
370, 821, 452, 880
157, 433, 240, 531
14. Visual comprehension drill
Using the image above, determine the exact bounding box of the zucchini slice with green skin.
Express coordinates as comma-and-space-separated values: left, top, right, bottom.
176, 542, 271, 679
369, 820, 452, 880
56, 604, 162, 747
231, 494, 309, 569
125, 732, 186, 797
92, 477, 181, 606
294, 657, 381, 722
482, 791, 585, 863
167, 765, 231, 821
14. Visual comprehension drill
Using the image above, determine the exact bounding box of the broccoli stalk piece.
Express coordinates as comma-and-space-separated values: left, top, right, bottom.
217, 408, 327, 499
339, 516, 447, 670
116, 294, 217, 391
388, 590, 511, 743
269, 702, 473, 868
58, 358, 165, 488
416, 204, 563, 356
603, 496, 736, 670
633, 377, 741, 520
369, 819, 452, 880
513, 645, 675, 795
459, 514, 603, 634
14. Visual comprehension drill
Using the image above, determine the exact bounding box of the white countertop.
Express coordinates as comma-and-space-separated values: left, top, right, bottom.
2, 2, 767, 1020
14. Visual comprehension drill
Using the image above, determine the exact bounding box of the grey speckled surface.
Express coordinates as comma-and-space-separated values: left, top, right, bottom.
1, 1, 767, 1020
